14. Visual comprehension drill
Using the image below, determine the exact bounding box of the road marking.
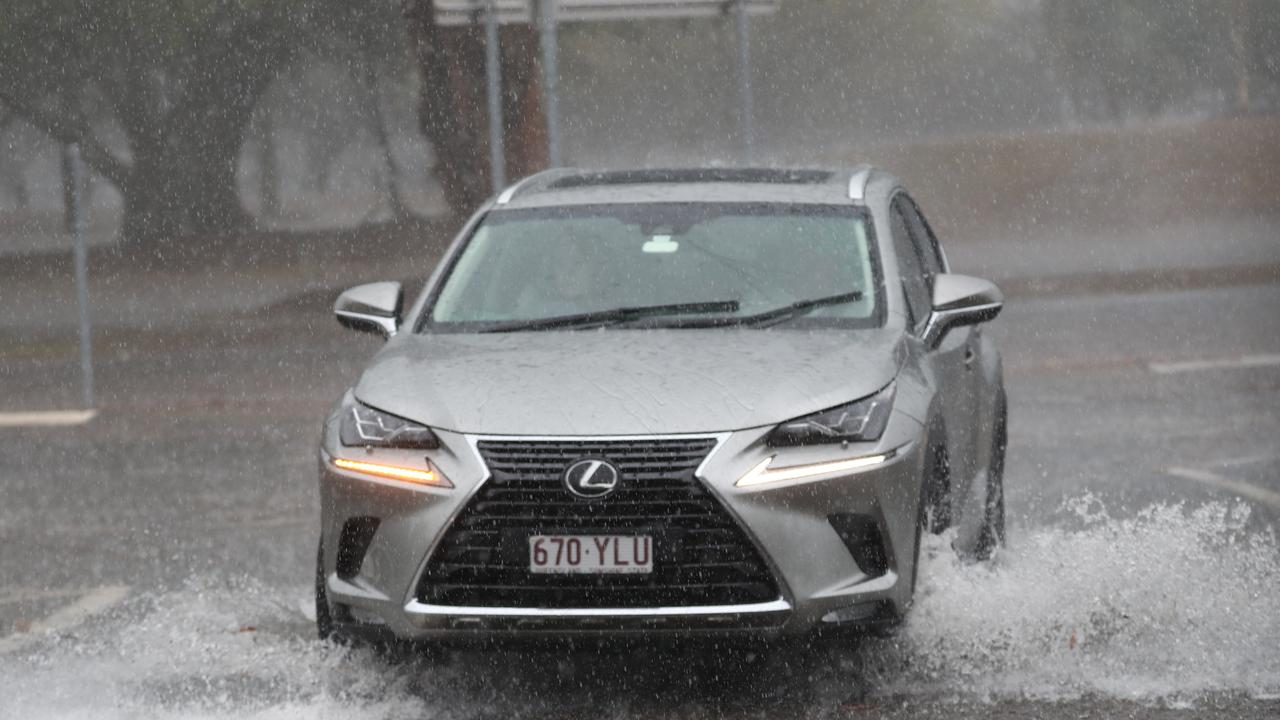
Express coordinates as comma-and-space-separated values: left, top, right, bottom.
0, 409, 98, 427
0, 587, 94, 604
0, 585, 129, 655
1214, 453, 1280, 469
1165, 466, 1280, 511
1149, 353, 1280, 375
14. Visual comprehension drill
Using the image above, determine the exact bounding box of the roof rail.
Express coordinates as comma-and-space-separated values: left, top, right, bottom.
544, 168, 835, 189
847, 165, 874, 202
495, 168, 581, 205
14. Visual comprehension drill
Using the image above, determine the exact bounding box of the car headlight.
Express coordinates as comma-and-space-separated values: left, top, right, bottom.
340, 403, 440, 449
766, 384, 895, 447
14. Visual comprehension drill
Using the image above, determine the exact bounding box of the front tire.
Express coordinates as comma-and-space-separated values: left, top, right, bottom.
886, 433, 952, 631
971, 393, 1008, 561
922, 436, 952, 535
315, 540, 335, 641
315, 538, 439, 661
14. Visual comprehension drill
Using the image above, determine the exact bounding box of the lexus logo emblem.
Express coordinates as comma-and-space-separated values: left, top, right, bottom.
562, 459, 620, 499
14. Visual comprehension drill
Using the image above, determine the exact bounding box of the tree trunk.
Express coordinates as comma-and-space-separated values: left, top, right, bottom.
361, 60, 409, 219
260, 113, 281, 219
501, 25, 549, 180
1227, 0, 1252, 114
0, 109, 29, 209
117, 20, 291, 247
406, 0, 549, 216
120, 95, 257, 245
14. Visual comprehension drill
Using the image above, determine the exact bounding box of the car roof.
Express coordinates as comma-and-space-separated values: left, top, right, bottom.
494, 166, 878, 209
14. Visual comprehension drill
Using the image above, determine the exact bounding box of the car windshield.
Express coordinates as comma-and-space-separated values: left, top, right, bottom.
423, 203, 882, 332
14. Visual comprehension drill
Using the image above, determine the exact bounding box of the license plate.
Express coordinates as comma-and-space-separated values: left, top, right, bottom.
529, 535, 653, 574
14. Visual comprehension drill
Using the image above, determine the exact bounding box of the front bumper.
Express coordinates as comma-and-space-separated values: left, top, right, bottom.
401, 598, 792, 637
318, 410, 926, 641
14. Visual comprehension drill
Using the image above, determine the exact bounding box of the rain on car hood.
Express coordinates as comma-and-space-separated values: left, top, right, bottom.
353, 328, 904, 436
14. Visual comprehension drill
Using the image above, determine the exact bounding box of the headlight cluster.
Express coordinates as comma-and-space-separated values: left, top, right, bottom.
340, 404, 439, 449
766, 384, 894, 447
333, 403, 450, 488
738, 384, 897, 488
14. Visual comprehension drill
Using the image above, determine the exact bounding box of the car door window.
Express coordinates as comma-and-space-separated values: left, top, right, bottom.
889, 199, 930, 330
901, 197, 945, 280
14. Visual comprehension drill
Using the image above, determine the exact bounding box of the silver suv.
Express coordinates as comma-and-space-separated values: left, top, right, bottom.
316, 167, 1006, 645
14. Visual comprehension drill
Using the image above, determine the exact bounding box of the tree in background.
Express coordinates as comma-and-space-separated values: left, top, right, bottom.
1230, 0, 1280, 112
0, 0, 416, 246
0, 107, 33, 209
0, 1, 311, 245
3, 1, 1275, 246
405, 0, 548, 216
1043, 0, 1280, 122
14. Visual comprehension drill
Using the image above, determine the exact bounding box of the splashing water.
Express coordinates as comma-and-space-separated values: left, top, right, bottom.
867, 497, 1280, 701
2, 498, 1277, 718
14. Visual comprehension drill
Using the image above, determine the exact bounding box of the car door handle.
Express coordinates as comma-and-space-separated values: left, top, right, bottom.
963, 345, 978, 367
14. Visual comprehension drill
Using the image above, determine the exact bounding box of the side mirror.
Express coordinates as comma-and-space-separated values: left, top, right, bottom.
334, 282, 403, 339
922, 274, 1003, 349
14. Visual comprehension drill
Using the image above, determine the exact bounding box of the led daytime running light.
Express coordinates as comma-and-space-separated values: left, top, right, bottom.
332, 457, 452, 487
736, 452, 890, 488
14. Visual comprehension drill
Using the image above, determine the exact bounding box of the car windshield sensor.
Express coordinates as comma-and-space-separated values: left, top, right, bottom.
476, 300, 741, 333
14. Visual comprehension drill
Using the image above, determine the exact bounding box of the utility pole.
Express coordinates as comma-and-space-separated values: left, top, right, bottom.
536, 0, 562, 167
424, 0, 779, 201
65, 143, 95, 409
483, 0, 507, 191
735, 0, 756, 163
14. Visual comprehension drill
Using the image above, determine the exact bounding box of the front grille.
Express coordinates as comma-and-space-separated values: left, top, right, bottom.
417, 438, 779, 608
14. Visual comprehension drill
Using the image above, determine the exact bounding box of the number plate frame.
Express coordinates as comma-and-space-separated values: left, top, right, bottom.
528, 534, 654, 574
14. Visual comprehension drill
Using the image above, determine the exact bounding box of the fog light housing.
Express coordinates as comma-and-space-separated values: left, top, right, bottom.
348, 606, 387, 626
822, 603, 881, 624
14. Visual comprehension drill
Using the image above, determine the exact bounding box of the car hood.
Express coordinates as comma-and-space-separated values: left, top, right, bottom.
354, 328, 904, 436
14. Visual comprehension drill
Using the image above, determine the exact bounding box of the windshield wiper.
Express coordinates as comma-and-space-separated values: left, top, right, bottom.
626, 290, 865, 329
736, 290, 864, 327
476, 299, 740, 333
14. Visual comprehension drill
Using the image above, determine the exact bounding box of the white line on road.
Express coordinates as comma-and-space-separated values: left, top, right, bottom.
0, 409, 98, 427
0, 585, 129, 655
1149, 353, 1280, 374
1165, 466, 1280, 511
1213, 453, 1280, 469
0, 587, 96, 604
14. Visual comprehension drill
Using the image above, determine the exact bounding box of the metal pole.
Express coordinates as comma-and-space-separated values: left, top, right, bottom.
734, 0, 756, 163
536, 0, 562, 166
483, 0, 506, 192
66, 143, 95, 408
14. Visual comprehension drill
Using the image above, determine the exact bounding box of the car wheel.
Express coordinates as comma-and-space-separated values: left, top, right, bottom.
882, 433, 949, 632
971, 394, 1008, 561
315, 539, 439, 660
922, 435, 952, 534
315, 539, 335, 641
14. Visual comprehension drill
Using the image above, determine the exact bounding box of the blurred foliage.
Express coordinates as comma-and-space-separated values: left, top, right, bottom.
1044, 0, 1280, 121
0, 0, 404, 244
1, 0, 1277, 242
558, 0, 1279, 157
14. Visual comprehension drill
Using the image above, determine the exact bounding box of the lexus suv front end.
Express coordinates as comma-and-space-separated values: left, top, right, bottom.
315, 167, 1007, 644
